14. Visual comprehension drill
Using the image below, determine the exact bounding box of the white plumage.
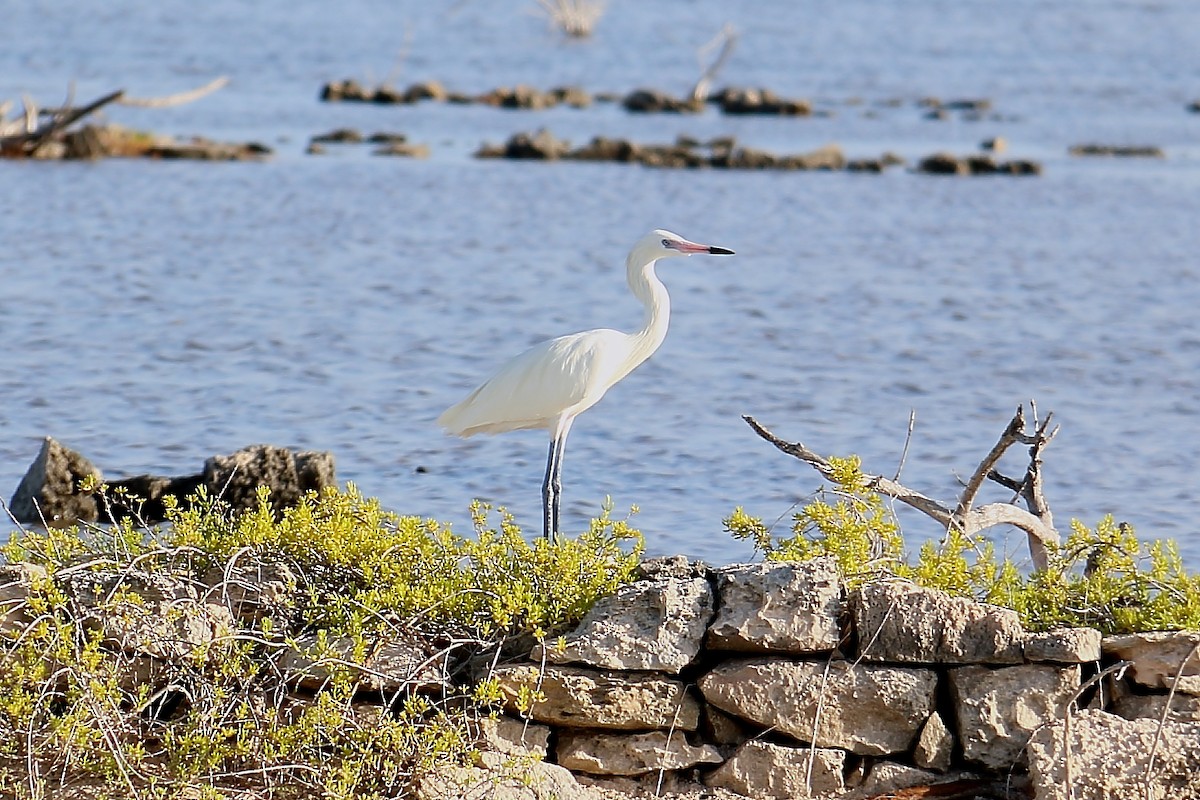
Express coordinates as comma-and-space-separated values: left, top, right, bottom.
438, 229, 734, 538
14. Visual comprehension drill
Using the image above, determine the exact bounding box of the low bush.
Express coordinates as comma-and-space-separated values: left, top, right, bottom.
0, 485, 642, 799
725, 455, 1200, 634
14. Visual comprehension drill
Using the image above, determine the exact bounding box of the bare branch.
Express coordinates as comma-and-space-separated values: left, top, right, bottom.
117, 76, 229, 108
955, 405, 1026, 518
742, 413, 1061, 571
893, 408, 917, 481
742, 415, 953, 525
24, 89, 125, 156
381, 31, 415, 89
1020, 413, 1058, 530
691, 23, 738, 102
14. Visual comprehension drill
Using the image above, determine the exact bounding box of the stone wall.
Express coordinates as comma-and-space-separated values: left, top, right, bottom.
2, 555, 1198, 799
484, 556, 1200, 800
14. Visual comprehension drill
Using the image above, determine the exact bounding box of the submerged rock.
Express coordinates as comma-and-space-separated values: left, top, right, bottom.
1069, 143, 1165, 157
621, 89, 702, 113
712, 86, 812, 116
477, 130, 571, 160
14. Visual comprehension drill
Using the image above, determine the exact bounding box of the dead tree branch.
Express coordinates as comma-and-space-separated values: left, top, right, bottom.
691, 23, 738, 103
742, 409, 1062, 571
116, 76, 229, 108
23, 89, 125, 156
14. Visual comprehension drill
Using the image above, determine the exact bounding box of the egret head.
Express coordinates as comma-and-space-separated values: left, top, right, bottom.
629, 230, 735, 266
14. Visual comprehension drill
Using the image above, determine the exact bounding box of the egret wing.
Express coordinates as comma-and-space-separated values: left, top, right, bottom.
438, 329, 630, 437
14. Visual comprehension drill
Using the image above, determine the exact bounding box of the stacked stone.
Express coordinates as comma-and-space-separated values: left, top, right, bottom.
4, 552, 1199, 798
488, 557, 1200, 800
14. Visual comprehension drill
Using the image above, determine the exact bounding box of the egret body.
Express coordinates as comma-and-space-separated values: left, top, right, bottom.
438, 230, 734, 538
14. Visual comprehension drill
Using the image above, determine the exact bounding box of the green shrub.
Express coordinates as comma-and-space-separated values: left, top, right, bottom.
0, 485, 643, 799
726, 456, 1200, 635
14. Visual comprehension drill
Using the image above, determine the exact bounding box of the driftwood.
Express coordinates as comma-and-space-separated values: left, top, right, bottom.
0, 89, 125, 157
691, 23, 739, 103
117, 76, 229, 108
0, 79, 246, 161
743, 405, 1061, 571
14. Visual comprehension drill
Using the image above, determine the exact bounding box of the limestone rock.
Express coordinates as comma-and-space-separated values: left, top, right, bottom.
280, 630, 449, 693
475, 716, 550, 759
1110, 692, 1200, 722
556, 731, 722, 776
1103, 631, 1200, 694
849, 762, 980, 799
418, 759, 606, 800
492, 664, 699, 731
633, 555, 711, 581
699, 658, 936, 755
0, 563, 48, 634
63, 569, 235, 661
701, 704, 749, 746
949, 663, 1080, 769
1024, 627, 1102, 663
913, 711, 954, 771
202, 561, 297, 627
9, 437, 101, 526
535, 576, 711, 673
1027, 709, 1200, 800
203, 444, 336, 514
852, 580, 1024, 664
706, 740, 844, 799
706, 558, 842, 654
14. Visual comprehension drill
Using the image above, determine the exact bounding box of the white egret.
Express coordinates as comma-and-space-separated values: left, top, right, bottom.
438, 229, 735, 539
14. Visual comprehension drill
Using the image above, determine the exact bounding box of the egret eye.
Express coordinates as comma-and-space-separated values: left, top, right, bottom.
661, 238, 671, 247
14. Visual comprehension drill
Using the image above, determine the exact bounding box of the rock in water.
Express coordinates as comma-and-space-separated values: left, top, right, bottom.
9, 437, 101, 526
202, 445, 336, 513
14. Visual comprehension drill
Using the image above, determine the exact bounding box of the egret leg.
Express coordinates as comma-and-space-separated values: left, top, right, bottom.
541, 428, 569, 539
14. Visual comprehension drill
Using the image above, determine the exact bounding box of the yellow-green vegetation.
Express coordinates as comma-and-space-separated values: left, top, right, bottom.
0, 485, 642, 799
725, 454, 1200, 634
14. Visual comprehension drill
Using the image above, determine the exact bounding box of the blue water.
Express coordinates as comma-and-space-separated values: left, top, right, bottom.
3, 1, 1199, 567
